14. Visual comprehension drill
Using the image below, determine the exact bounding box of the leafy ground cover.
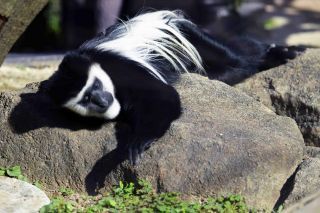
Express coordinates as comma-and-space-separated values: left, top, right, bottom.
40, 180, 251, 213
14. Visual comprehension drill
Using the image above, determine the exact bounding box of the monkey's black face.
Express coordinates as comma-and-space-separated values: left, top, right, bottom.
78, 78, 114, 114
41, 52, 121, 120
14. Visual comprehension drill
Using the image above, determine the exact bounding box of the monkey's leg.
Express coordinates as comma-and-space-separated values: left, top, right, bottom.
176, 20, 304, 85
258, 44, 305, 71
176, 20, 243, 79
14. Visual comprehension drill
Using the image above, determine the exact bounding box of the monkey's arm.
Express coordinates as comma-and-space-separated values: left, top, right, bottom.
117, 84, 181, 165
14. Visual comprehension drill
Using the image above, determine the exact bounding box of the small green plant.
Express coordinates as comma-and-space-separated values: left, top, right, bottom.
0, 165, 28, 181
202, 195, 249, 212
59, 187, 75, 197
41, 179, 251, 212
0, 165, 43, 189
39, 197, 75, 213
33, 180, 43, 189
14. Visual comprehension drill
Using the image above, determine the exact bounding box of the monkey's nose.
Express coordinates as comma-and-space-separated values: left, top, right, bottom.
91, 91, 114, 109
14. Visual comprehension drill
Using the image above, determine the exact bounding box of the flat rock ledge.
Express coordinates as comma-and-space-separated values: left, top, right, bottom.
0, 177, 50, 213
0, 74, 304, 210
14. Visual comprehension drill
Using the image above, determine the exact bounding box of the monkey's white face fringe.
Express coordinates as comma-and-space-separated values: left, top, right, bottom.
63, 64, 121, 119
94, 10, 204, 84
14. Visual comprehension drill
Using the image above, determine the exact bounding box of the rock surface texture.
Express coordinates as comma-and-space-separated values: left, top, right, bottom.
284, 190, 320, 213
0, 176, 50, 213
281, 147, 320, 209
236, 49, 320, 147
284, 157, 320, 206
0, 74, 304, 210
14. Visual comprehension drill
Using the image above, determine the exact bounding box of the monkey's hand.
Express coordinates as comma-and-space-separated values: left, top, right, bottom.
260, 44, 306, 70
119, 84, 181, 166
128, 139, 154, 165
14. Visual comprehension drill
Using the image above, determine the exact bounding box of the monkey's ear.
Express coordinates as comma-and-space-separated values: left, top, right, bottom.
38, 71, 58, 93
38, 79, 51, 93
60, 52, 91, 74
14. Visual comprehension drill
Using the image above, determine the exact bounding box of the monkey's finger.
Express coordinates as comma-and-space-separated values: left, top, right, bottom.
128, 144, 140, 166
128, 146, 133, 165
132, 147, 140, 165
139, 140, 154, 153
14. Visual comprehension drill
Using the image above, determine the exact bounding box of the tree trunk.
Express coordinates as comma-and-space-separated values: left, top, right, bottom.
0, 0, 48, 65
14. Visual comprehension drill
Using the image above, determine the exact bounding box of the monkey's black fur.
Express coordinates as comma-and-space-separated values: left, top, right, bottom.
94, 52, 181, 164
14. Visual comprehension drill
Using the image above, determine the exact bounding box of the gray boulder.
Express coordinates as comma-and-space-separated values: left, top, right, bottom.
284, 157, 320, 206
0, 176, 50, 213
0, 74, 304, 210
235, 49, 320, 146
281, 147, 320, 209
305, 146, 320, 158
284, 191, 320, 213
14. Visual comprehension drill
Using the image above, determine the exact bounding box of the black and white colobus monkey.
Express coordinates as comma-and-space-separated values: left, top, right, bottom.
41, 11, 302, 165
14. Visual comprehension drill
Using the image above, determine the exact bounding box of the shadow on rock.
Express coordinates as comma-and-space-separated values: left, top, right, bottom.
9, 91, 107, 133
85, 148, 130, 195
85, 122, 141, 195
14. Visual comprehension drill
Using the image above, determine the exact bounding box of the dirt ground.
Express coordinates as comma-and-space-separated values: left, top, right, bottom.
0, 55, 60, 91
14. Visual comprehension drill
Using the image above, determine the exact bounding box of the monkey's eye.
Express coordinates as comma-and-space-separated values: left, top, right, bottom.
83, 94, 90, 102
78, 93, 91, 106
92, 79, 101, 90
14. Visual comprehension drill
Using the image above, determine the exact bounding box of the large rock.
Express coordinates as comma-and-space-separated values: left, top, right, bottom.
0, 176, 50, 213
0, 74, 304, 210
236, 49, 320, 146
